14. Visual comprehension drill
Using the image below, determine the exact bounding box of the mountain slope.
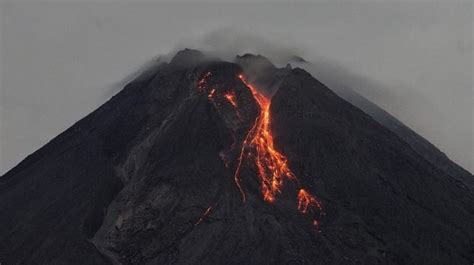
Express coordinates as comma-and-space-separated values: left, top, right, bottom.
288, 58, 472, 186
271, 68, 474, 264
334, 85, 473, 187
0, 50, 473, 265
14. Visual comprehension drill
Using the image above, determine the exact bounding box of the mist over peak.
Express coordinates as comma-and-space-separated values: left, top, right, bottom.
175, 27, 472, 173
169, 48, 210, 67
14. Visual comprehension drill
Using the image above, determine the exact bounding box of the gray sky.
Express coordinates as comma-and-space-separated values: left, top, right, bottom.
0, 1, 472, 175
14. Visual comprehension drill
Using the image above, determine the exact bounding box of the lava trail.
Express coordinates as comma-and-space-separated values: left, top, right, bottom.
235, 74, 323, 227
197, 71, 324, 228
195, 206, 213, 226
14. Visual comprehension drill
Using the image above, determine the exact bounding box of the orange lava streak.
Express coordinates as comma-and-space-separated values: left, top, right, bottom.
224, 92, 238, 108
233, 115, 259, 203
194, 206, 212, 226
208, 88, 216, 99
197, 71, 323, 229
236, 74, 323, 228
297, 189, 323, 214
298, 189, 323, 230
197, 71, 212, 91
237, 75, 297, 202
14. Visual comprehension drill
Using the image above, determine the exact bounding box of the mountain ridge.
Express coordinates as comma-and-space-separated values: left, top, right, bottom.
0, 49, 472, 265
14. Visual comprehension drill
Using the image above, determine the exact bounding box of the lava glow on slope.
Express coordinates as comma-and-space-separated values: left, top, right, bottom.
236, 74, 324, 228
224, 92, 238, 108
234, 74, 297, 203
197, 71, 323, 229
195, 206, 213, 226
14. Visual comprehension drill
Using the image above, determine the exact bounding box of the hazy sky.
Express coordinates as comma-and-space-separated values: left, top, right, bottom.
0, 1, 472, 175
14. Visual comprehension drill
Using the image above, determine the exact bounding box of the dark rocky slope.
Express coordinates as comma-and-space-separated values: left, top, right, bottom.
339, 85, 473, 187
288, 58, 473, 187
0, 50, 472, 265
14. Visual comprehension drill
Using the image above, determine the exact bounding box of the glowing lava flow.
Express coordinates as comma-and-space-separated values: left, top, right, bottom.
235, 74, 323, 227
194, 206, 212, 226
297, 189, 323, 214
223, 91, 238, 108
235, 74, 296, 203
197, 71, 324, 229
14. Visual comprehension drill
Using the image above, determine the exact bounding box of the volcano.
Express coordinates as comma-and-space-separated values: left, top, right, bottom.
0, 49, 473, 265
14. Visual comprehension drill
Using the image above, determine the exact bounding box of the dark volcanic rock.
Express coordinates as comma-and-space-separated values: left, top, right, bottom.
331, 84, 474, 188
271, 68, 474, 265
0, 50, 473, 265
235, 53, 290, 97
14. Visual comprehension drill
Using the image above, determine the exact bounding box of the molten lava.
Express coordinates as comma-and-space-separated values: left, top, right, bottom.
195, 206, 212, 226
297, 189, 323, 214
197, 71, 324, 229
208, 88, 216, 99
197, 71, 212, 91
224, 92, 238, 108
236, 74, 324, 228
235, 74, 296, 203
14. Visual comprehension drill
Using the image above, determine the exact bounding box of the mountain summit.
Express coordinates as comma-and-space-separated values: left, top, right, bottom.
1, 49, 473, 265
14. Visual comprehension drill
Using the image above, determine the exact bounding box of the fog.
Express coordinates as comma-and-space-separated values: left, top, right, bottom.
0, 1, 472, 175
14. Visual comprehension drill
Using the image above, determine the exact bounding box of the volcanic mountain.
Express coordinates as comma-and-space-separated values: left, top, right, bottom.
0, 49, 473, 265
